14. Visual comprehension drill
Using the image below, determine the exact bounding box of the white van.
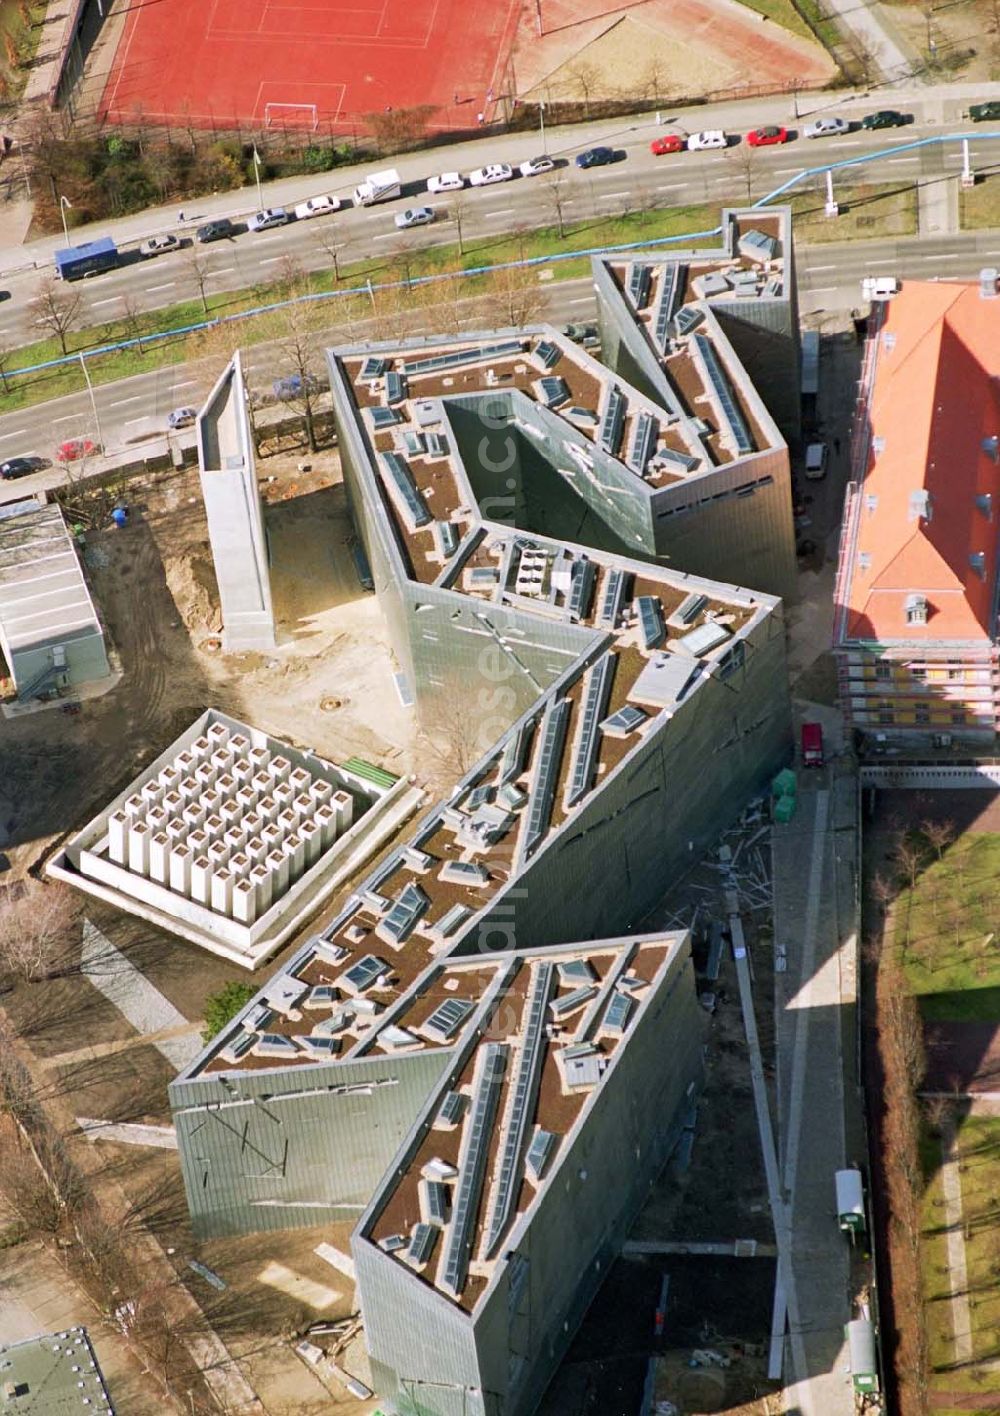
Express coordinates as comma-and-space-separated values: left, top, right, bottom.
861, 275, 900, 300
805, 442, 829, 480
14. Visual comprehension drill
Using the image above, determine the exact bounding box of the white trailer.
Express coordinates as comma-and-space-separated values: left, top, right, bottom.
835, 1167, 866, 1237
353, 168, 402, 206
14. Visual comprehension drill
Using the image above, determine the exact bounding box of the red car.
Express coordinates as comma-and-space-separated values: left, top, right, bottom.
56, 438, 97, 463
650, 134, 685, 156
746, 125, 789, 147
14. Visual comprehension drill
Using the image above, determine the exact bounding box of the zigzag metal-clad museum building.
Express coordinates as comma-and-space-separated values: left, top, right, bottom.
85, 207, 800, 1416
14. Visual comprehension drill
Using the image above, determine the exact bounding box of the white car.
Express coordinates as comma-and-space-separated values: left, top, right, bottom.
803, 116, 850, 139
519, 155, 554, 177
395, 205, 435, 229
427, 172, 464, 194
294, 195, 342, 219
248, 207, 290, 232
139, 233, 180, 258
469, 163, 513, 187
686, 130, 727, 151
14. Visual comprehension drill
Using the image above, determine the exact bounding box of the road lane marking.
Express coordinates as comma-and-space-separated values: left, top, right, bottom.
482, 208, 516, 218
147, 282, 175, 292
207, 266, 235, 276
91, 297, 121, 306
53, 414, 77, 423
108, 396, 143, 407
807, 265, 836, 272
259, 256, 284, 265
0, 428, 26, 440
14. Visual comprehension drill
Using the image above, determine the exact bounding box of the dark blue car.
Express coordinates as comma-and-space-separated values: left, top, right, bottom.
575, 146, 616, 169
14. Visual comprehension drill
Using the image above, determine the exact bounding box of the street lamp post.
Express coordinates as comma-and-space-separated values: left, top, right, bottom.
252, 146, 263, 210
59, 194, 72, 245
78, 352, 105, 454
539, 100, 546, 150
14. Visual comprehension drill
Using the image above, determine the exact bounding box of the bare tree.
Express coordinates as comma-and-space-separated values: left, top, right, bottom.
566, 60, 600, 116
185, 249, 213, 316
484, 262, 544, 327
845, 31, 883, 89
0, 880, 79, 983
726, 142, 759, 203
0, 344, 15, 394
314, 225, 351, 282
119, 293, 146, 354
545, 173, 569, 239
892, 833, 924, 892
28, 275, 82, 357
641, 57, 670, 105
416, 697, 501, 796
452, 190, 469, 257
920, 816, 956, 862
273, 299, 323, 453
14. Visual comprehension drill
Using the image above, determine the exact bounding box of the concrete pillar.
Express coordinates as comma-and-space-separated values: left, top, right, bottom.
211, 748, 233, 776
251, 863, 272, 912
178, 775, 200, 805
268, 755, 291, 785
188, 828, 209, 859
232, 877, 257, 924
249, 746, 270, 776
175, 750, 197, 778
162, 789, 184, 819
146, 804, 168, 835
273, 782, 295, 812
216, 771, 236, 800
236, 785, 257, 816
169, 844, 192, 893
159, 764, 181, 794
204, 813, 224, 843
309, 778, 334, 809
191, 734, 213, 762
224, 825, 247, 856
195, 762, 217, 791
247, 836, 269, 868
251, 771, 271, 800
289, 767, 312, 796
315, 802, 336, 849
266, 848, 289, 895
149, 832, 170, 884
230, 732, 251, 756
128, 822, 150, 875
277, 807, 298, 837
166, 816, 187, 845
208, 840, 230, 871
293, 792, 313, 826
183, 803, 206, 832
257, 794, 279, 826
283, 832, 306, 881
211, 869, 233, 915
141, 779, 164, 808
261, 822, 283, 855
191, 856, 212, 905
123, 793, 145, 822
201, 788, 221, 820
233, 757, 254, 787
299, 818, 322, 867
243, 812, 263, 841
331, 790, 354, 834
107, 811, 128, 865
206, 721, 230, 750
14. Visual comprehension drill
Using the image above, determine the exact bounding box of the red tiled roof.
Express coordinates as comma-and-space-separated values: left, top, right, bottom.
842, 282, 1000, 644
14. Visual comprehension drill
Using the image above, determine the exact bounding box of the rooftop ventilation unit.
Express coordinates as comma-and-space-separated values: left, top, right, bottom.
385, 370, 407, 406
535, 339, 561, 370
738, 227, 778, 263
672, 305, 704, 339
424, 997, 475, 1042
628, 263, 652, 310
369, 406, 402, 430
653, 263, 685, 350
597, 567, 627, 629
667, 591, 707, 630
538, 376, 570, 408
525, 1128, 557, 1183
379, 452, 431, 529
627, 411, 659, 474
636, 595, 666, 650
599, 387, 627, 456
601, 704, 647, 737
360, 356, 387, 380
403, 340, 522, 376
375, 882, 429, 946
908, 490, 932, 523
567, 557, 597, 620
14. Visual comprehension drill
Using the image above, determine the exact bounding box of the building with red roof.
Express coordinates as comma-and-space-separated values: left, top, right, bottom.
834, 279, 1000, 739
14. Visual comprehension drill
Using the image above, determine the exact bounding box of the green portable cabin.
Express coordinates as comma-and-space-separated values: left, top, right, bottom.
835, 1167, 866, 1237
846, 1317, 878, 1394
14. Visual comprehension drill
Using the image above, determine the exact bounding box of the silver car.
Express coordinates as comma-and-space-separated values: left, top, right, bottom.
394, 206, 435, 229
803, 116, 850, 139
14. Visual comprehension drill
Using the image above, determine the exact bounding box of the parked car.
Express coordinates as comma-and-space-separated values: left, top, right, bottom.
56, 438, 96, 463
469, 163, 513, 186
804, 442, 828, 480
273, 373, 322, 399
427, 172, 464, 194
861, 109, 907, 130
394, 205, 435, 229
248, 207, 290, 232
650, 134, 685, 155
293, 195, 342, 220
0, 455, 45, 480
139, 233, 180, 258
686, 130, 727, 151
746, 125, 788, 147
970, 101, 1000, 121
575, 146, 616, 168
196, 218, 235, 243
519, 154, 554, 177
166, 406, 197, 430
803, 116, 850, 139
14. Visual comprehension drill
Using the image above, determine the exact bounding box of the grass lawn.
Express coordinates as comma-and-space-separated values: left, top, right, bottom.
958, 170, 1000, 230
889, 834, 1000, 1018
922, 1115, 1000, 1390
732, 0, 815, 43
788, 181, 918, 242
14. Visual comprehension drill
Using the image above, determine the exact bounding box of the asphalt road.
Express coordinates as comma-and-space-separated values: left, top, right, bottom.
2, 81, 998, 347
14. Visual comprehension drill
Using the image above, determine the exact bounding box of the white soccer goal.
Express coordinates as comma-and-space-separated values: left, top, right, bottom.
263, 102, 319, 130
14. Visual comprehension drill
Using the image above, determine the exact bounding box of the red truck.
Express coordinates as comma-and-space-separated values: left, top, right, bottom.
801, 721, 825, 768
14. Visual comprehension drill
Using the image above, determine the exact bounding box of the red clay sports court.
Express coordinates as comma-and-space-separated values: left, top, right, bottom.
99, 0, 521, 131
